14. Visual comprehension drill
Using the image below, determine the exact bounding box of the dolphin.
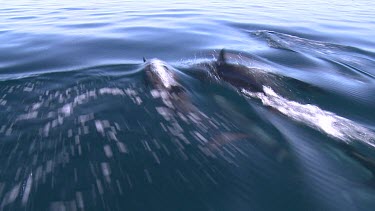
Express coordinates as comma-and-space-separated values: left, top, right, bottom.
143, 58, 186, 94
194, 49, 324, 101
213, 49, 265, 93
142, 57, 195, 113
211, 51, 375, 181
142, 57, 250, 148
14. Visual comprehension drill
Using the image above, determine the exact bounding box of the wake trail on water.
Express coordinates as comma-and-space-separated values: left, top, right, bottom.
242, 86, 375, 148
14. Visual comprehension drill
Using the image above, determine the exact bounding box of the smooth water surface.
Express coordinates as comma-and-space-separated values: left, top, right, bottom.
1, 0, 375, 210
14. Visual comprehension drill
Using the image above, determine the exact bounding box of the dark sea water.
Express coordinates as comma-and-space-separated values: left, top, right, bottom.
1, 0, 375, 210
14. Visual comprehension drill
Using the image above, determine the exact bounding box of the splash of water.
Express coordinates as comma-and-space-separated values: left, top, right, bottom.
242, 86, 375, 147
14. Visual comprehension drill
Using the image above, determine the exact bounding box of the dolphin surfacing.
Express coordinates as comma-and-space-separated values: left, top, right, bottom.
142, 57, 251, 150
143, 58, 193, 112
212, 49, 265, 93
143, 58, 186, 94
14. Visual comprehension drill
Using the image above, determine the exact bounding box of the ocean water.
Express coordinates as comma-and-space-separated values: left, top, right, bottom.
1, 0, 375, 210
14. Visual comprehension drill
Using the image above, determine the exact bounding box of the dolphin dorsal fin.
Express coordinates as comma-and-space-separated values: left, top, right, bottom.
143, 57, 147, 62
218, 49, 227, 64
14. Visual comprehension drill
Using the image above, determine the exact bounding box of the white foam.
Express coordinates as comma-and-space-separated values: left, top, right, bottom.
103, 145, 113, 158
43, 122, 51, 137
31, 102, 42, 110
60, 103, 72, 117
0, 99, 6, 106
101, 162, 111, 183
117, 142, 128, 153
242, 86, 375, 147
1, 184, 20, 208
23, 86, 33, 92
150, 89, 160, 98
95, 120, 104, 134
17, 111, 38, 120
21, 173, 33, 205
99, 88, 124, 96
74, 93, 88, 105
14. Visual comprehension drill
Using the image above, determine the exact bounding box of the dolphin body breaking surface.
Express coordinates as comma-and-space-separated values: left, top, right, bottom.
141, 54, 375, 180
197, 49, 324, 98
143, 58, 186, 94
213, 49, 265, 93
142, 58, 193, 112
142, 57, 252, 150
211, 51, 375, 148
196, 49, 296, 96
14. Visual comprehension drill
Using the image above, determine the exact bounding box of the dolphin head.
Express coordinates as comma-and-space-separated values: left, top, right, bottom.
142, 58, 185, 94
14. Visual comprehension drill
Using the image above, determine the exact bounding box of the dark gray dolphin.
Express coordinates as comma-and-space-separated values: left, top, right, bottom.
212, 51, 375, 182
142, 58, 194, 113
202, 49, 324, 100
213, 49, 265, 93
143, 58, 186, 94
142, 58, 250, 148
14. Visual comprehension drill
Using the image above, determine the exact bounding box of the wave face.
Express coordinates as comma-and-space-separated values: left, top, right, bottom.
1, 0, 375, 211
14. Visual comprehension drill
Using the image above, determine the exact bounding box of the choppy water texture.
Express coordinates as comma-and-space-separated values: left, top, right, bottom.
1, 0, 375, 210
